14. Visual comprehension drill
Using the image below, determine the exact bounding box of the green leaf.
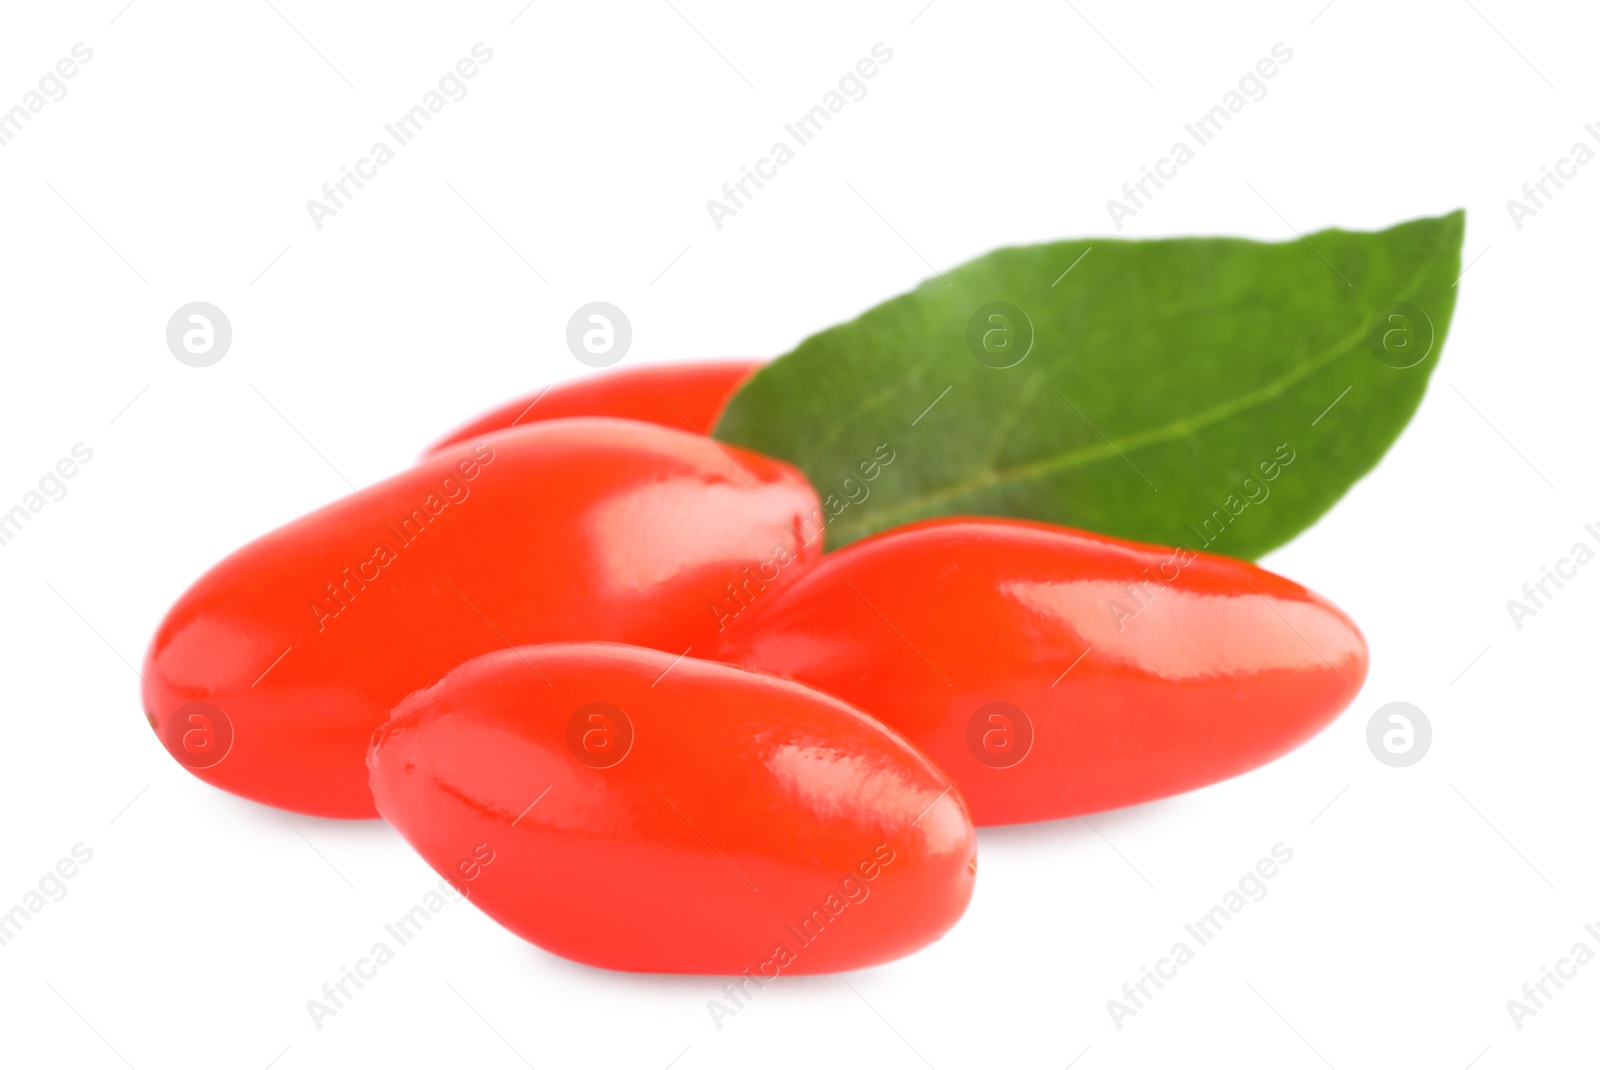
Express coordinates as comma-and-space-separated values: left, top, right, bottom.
714, 211, 1464, 556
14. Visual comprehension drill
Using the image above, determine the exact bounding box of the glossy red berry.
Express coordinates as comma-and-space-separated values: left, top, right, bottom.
711, 517, 1369, 825
424, 360, 762, 455
143, 418, 821, 818
368, 643, 978, 974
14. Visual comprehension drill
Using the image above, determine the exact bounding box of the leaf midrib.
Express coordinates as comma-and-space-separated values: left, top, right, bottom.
831, 255, 1441, 543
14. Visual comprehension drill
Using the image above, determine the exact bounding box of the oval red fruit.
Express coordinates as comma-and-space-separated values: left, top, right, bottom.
368, 642, 977, 974
710, 517, 1368, 825
424, 360, 763, 456
143, 418, 821, 818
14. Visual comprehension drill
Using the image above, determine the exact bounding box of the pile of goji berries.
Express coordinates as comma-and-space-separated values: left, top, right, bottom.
144, 360, 1365, 975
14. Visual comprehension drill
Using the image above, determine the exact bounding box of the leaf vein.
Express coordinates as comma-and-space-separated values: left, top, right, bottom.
833, 254, 1441, 542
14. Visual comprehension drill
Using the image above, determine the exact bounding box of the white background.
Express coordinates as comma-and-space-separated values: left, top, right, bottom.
0, 1, 1593, 1067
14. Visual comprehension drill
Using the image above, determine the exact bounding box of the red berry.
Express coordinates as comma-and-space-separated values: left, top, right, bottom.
142, 418, 820, 817
711, 517, 1368, 825
368, 643, 978, 974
